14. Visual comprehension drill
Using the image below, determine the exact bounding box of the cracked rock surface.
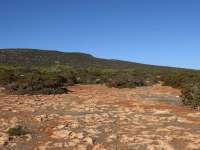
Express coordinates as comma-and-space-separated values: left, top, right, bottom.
0, 84, 200, 150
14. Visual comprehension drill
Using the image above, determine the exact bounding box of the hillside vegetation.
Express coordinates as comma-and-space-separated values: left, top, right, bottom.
0, 48, 200, 109
0, 48, 182, 70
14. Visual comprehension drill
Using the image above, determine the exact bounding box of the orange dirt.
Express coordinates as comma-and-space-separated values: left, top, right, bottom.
0, 84, 200, 150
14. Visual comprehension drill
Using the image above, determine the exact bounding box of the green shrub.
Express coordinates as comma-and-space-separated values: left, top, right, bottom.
105, 71, 147, 88
181, 84, 200, 109
75, 68, 104, 84
161, 71, 200, 89
8, 125, 28, 136
2, 67, 72, 95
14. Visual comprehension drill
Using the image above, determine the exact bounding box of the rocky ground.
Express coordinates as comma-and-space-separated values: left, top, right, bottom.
0, 84, 200, 150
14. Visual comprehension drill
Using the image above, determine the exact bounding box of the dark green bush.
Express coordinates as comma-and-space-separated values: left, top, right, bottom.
2, 66, 73, 95
181, 84, 200, 109
5, 73, 69, 95
160, 70, 200, 108
8, 125, 28, 136
161, 71, 200, 89
105, 71, 147, 88
75, 68, 104, 84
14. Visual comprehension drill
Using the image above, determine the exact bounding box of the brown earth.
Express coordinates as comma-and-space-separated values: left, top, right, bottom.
0, 84, 200, 150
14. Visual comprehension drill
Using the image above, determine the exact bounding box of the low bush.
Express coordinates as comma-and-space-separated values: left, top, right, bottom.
0, 66, 160, 94
181, 84, 200, 109
2, 64, 200, 109
106, 74, 146, 88
161, 71, 200, 88
8, 125, 28, 136
1, 66, 73, 95
161, 70, 200, 108
104, 70, 157, 88
75, 68, 105, 84
5, 73, 69, 95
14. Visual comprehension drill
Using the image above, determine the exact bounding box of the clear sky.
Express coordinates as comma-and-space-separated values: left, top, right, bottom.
0, 0, 200, 69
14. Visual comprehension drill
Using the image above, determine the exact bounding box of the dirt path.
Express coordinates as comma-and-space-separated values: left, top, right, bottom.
0, 84, 200, 150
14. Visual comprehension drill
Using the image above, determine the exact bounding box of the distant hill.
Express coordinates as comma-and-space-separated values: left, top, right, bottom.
0, 48, 187, 71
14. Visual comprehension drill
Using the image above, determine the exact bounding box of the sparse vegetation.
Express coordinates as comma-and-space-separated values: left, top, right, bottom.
181, 84, 200, 109
160, 70, 200, 108
0, 67, 70, 95
105, 71, 147, 88
0, 49, 200, 108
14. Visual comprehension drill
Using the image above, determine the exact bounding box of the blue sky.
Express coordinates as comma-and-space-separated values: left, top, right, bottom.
0, 0, 200, 69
